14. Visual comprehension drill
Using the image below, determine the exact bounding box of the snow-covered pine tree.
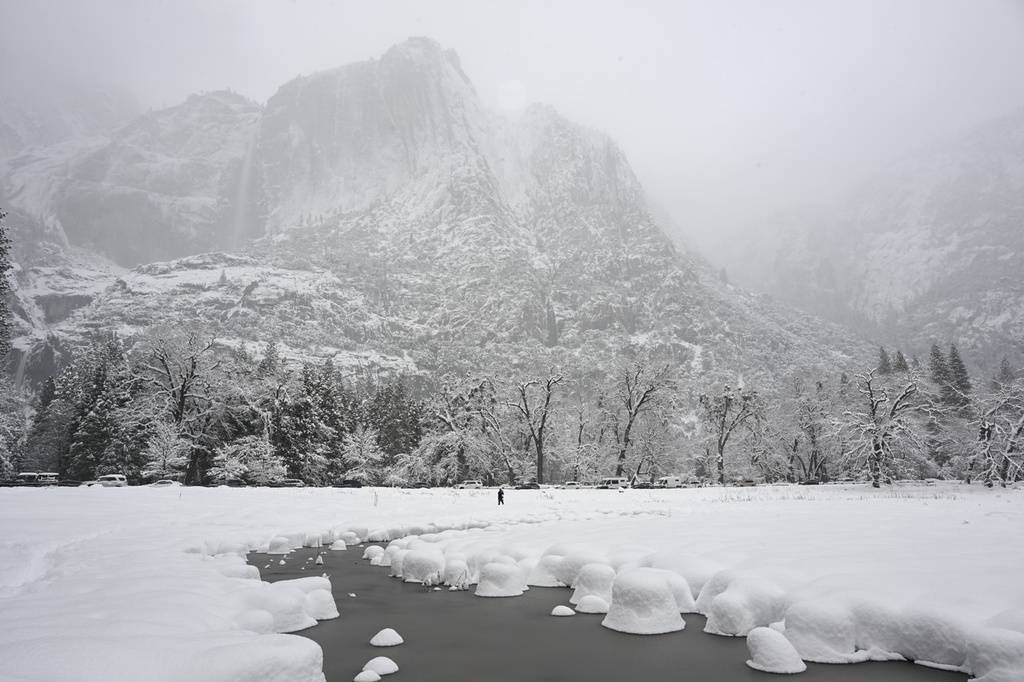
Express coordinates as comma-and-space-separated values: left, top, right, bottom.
992, 357, 1017, 391
947, 344, 972, 406
257, 341, 281, 377
893, 351, 910, 373
210, 434, 285, 485
929, 344, 958, 406
877, 347, 893, 374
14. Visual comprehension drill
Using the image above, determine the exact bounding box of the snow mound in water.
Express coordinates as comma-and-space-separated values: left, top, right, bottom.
330, 540, 348, 551
304, 589, 339, 620
570, 563, 615, 605
387, 549, 409, 578
402, 550, 445, 585
527, 554, 564, 587
267, 536, 292, 555
554, 551, 606, 587
576, 595, 610, 614
363, 656, 399, 675
370, 628, 404, 647
746, 627, 807, 674
602, 568, 685, 634
362, 545, 384, 561
475, 562, 525, 597
354, 671, 380, 682
646, 568, 696, 613
551, 605, 575, 617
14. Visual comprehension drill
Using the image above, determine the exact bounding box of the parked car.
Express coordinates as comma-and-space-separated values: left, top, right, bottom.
96, 474, 128, 487
455, 480, 482, 489
655, 475, 683, 488
597, 477, 629, 489
13, 472, 61, 487
150, 479, 182, 487
333, 479, 363, 488
631, 480, 654, 489
557, 481, 581, 489
277, 479, 305, 487
515, 481, 540, 490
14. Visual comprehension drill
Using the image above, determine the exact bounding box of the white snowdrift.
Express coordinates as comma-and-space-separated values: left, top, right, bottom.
746, 627, 807, 674
1, 483, 1022, 681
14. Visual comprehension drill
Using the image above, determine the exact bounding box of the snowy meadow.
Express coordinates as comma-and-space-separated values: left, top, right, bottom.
0, 483, 1021, 681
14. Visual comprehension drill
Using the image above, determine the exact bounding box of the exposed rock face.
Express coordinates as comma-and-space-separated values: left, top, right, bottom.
2, 38, 867, 384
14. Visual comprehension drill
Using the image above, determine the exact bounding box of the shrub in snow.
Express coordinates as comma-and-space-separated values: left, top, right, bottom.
330, 540, 348, 551
646, 568, 696, 613
402, 550, 445, 585
576, 595, 610, 614
304, 589, 339, 620
370, 628, 404, 647
268, 536, 293, 555
363, 656, 399, 675
745, 627, 807, 674
783, 600, 858, 662
354, 671, 381, 682
443, 559, 471, 589
551, 605, 575, 617
649, 552, 721, 599
475, 562, 525, 597
367, 529, 390, 543
602, 568, 685, 634
527, 554, 565, 587
362, 545, 384, 561
303, 532, 323, 548
570, 563, 616, 605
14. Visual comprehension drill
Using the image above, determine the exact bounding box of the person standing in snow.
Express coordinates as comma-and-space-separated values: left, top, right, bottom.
498, 487, 505, 505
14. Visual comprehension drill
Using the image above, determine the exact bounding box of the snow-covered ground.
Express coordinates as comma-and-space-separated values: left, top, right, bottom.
0, 483, 1021, 681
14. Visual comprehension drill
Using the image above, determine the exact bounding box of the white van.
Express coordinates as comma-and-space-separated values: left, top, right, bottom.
96, 474, 128, 487
456, 480, 482, 489
598, 477, 629, 489
655, 475, 683, 488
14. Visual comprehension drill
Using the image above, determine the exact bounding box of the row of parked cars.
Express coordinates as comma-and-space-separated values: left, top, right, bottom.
450, 475, 708, 490
0, 472, 130, 487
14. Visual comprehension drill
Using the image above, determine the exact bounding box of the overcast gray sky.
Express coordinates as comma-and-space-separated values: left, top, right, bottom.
5, 0, 1024, 260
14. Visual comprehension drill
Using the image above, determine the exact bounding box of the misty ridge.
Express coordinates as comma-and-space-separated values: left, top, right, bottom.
0, 1, 1022, 493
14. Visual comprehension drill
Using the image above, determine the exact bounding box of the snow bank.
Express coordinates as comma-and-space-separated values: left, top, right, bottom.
746, 627, 807, 674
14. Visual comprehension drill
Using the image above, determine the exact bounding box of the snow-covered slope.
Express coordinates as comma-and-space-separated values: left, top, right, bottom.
3, 38, 868, 384
736, 111, 1024, 367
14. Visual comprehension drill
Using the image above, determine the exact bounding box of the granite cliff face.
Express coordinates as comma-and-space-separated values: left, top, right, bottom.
2, 38, 866, 384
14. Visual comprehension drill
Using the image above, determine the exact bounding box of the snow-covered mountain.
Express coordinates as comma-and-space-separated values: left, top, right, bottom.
2, 38, 867, 385
732, 111, 1024, 368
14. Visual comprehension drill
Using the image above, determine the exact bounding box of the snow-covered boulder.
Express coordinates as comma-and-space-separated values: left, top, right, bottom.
570, 563, 615, 606
267, 536, 293, 555
403, 550, 445, 585
576, 595, 610, 614
551, 605, 575, 617
370, 628, 404, 647
362, 545, 384, 561
554, 551, 606, 588
354, 671, 380, 682
475, 562, 525, 597
746, 627, 807, 674
601, 568, 685, 634
363, 656, 399, 675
